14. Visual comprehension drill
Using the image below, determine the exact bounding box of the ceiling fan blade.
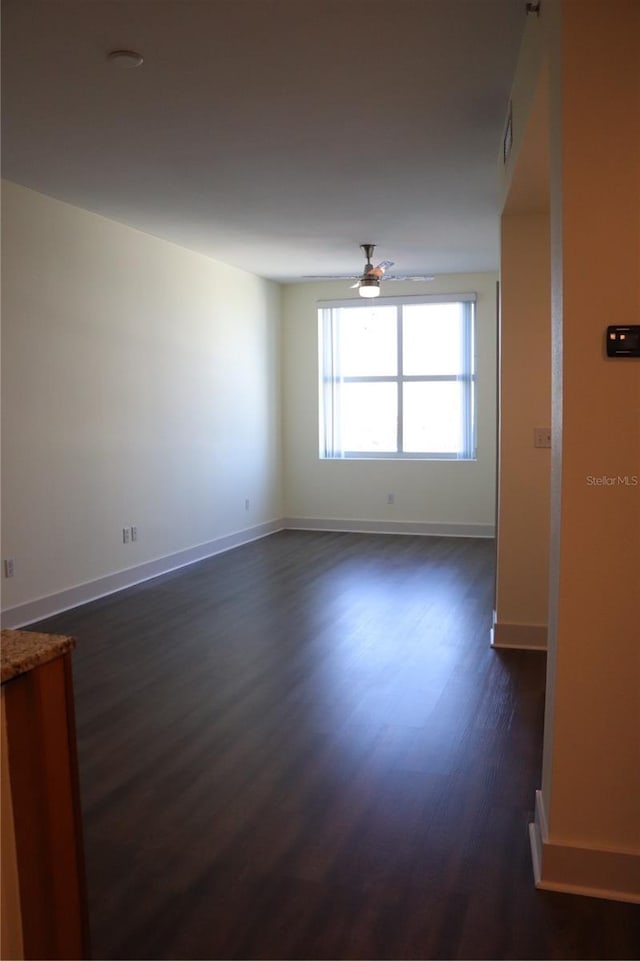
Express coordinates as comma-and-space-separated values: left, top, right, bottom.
366, 260, 394, 279
385, 274, 435, 282
305, 248, 398, 289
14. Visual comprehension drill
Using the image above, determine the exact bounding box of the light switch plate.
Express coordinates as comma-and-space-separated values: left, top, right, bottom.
534, 428, 551, 448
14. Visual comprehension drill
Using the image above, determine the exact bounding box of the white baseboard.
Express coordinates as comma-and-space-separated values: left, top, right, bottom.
490, 612, 547, 650
529, 790, 640, 903
2, 519, 494, 629
0, 520, 283, 629
282, 517, 495, 538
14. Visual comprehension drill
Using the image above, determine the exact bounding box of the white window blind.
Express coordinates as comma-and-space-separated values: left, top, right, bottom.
319, 294, 476, 460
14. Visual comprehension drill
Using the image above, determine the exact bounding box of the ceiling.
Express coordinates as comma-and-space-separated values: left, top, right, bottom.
1, 0, 526, 283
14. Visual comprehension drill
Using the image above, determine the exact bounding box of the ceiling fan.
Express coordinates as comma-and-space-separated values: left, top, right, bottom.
304, 243, 434, 298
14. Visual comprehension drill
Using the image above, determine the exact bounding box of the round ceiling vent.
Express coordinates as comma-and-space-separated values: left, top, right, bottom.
107, 50, 144, 68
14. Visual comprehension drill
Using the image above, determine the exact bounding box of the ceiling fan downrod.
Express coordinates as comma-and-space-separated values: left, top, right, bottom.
360, 243, 375, 269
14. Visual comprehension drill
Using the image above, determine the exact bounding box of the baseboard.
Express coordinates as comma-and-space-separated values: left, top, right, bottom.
490, 613, 547, 650
0, 520, 283, 629
1, 519, 494, 628
529, 790, 640, 903
282, 517, 495, 538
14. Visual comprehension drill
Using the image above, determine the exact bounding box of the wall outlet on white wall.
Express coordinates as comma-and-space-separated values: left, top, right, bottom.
4, 558, 15, 578
131, 526, 138, 541
245, 499, 250, 511
122, 527, 131, 544
387, 493, 395, 505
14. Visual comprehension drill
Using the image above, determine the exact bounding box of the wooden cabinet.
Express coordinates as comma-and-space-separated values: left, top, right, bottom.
1, 632, 90, 960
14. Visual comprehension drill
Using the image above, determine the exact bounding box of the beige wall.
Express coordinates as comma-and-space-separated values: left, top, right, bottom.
495, 20, 551, 648
506, 0, 640, 901
281, 274, 497, 534
494, 210, 551, 641
1, 181, 282, 618
544, 0, 640, 850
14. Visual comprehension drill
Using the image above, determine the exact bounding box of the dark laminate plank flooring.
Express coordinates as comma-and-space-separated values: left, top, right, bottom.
30, 531, 639, 959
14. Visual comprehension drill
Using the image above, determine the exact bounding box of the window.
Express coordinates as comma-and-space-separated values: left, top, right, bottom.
319, 294, 476, 459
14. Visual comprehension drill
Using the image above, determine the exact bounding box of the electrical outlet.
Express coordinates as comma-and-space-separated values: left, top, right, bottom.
387, 493, 395, 505
4, 558, 15, 578
131, 526, 137, 542
245, 499, 250, 512
123, 527, 131, 544
534, 427, 551, 449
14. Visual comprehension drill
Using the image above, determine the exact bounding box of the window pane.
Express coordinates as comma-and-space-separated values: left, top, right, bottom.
403, 303, 463, 375
338, 306, 397, 376
342, 382, 397, 452
403, 381, 463, 453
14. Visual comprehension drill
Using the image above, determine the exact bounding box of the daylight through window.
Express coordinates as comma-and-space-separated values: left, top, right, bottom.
319, 295, 476, 459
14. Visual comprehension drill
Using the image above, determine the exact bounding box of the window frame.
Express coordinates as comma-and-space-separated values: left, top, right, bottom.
318, 293, 477, 461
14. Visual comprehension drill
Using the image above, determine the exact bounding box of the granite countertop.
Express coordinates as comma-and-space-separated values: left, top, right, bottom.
1, 629, 76, 684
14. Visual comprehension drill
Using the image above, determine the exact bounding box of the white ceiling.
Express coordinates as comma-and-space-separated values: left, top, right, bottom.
1, 0, 526, 282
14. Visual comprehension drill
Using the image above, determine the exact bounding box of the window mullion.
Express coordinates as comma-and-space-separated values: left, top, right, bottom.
343, 375, 397, 383
397, 305, 403, 453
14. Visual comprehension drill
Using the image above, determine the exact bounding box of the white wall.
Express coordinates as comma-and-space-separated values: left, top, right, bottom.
1, 181, 282, 619
281, 274, 497, 534
0, 184, 497, 626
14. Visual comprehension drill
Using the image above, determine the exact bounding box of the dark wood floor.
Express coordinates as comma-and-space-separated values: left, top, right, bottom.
31, 531, 639, 960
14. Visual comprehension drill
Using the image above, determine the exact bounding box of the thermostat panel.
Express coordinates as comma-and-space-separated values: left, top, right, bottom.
606, 325, 640, 357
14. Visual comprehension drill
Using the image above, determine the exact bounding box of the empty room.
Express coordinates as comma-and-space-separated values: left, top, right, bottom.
1, 1, 638, 960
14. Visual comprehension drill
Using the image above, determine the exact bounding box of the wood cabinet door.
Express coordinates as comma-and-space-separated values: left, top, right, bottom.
4, 654, 90, 960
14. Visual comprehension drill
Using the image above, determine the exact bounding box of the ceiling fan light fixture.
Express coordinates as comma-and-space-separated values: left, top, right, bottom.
359, 277, 381, 298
